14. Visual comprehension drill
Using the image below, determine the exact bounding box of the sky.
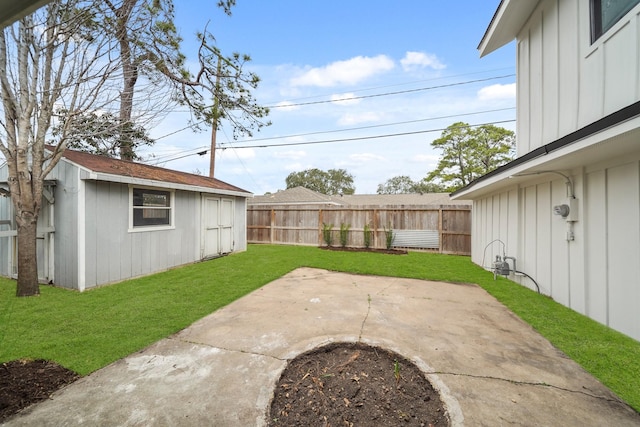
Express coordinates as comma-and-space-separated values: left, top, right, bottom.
138, 1, 516, 195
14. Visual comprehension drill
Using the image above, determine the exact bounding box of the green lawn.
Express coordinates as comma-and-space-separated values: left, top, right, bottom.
1, 244, 639, 411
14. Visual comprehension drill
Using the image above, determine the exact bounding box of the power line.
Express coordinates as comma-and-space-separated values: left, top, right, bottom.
154, 119, 208, 141
150, 73, 515, 142
221, 127, 261, 189
222, 120, 516, 149
152, 119, 516, 165
226, 107, 515, 143
149, 108, 515, 164
260, 66, 515, 105
267, 74, 515, 108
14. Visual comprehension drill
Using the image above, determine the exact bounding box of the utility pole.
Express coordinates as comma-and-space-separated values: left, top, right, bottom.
209, 58, 222, 178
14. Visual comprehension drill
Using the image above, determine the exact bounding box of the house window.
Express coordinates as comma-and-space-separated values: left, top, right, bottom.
591, 0, 640, 42
131, 187, 173, 228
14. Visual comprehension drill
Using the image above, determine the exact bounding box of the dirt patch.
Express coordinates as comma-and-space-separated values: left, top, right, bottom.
268, 342, 449, 426
319, 246, 408, 255
0, 359, 79, 423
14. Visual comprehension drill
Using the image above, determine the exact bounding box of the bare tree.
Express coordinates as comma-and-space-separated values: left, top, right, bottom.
1, 0, 269, 296
0, 0, 120, 296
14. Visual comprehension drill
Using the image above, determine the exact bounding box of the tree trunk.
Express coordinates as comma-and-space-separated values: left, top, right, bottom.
115, 0, 137, 161
15, 211, 39, 296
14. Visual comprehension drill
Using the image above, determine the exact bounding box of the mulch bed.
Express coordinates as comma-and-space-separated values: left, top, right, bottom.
2, 345, 449, 426
0, 359, 79, 423
268, 342, 449, 426
319, 246, 408, 255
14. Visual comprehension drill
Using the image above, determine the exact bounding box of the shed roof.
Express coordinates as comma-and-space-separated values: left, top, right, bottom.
56, 148, 250, 196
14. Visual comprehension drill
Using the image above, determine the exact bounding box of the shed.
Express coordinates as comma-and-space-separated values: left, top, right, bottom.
0, 148, 251, 291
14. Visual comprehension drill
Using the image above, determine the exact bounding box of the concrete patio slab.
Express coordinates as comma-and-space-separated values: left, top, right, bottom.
3, 267, 639, 426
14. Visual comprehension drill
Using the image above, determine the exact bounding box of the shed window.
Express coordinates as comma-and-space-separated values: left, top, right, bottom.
591, 0, 640, 42
131, 187, 173, 228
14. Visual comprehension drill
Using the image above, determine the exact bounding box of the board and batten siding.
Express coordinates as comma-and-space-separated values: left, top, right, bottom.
473, 152, 640, 341
516, 0, 640, 155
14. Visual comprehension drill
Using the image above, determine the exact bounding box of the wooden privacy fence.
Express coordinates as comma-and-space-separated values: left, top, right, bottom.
247, 204, 471, 255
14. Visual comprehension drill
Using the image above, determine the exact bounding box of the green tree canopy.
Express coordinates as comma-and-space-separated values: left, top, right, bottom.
427, 122, 515, 191
58, 0, 269, 160
377, 176, 446, 194
286, 168, 355, 195
52, 111, 154, 160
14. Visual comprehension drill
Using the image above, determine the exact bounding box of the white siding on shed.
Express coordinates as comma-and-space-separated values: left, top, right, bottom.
81, 181, 205, 289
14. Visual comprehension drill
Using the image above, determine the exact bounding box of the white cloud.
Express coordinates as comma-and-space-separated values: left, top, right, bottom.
284, 162, 309, 172
290, 55, 395, 87
282, 135, 308, 144
274, 101, 300, 111
401, 51, 446, 71
350, 153, 385, 162
338, 111, 384, 126
477, 83, 516, 101
230, 166, 253, 175
220, 147, 256, 160
273, 150, 307, 160
410, 154, 439, 164
330, 93, 360, 106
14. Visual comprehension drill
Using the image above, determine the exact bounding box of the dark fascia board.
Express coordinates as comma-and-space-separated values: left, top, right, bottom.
478, 0, 539, 57
451, 99, 640, 197
0, 0, 50, 28
478, 0, 505, 51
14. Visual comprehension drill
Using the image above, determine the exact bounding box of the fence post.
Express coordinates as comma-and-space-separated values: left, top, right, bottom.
438, 208, 443, 253
318, 209, 323, 246
373, 209, 378, 249
270, 208, 275, 244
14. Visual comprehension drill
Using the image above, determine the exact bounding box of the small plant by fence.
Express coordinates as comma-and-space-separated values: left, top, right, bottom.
247, 204, 471, 255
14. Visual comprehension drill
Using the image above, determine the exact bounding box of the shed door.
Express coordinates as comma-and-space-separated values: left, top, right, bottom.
201, 196, 234, 258
220, 198, 234, 253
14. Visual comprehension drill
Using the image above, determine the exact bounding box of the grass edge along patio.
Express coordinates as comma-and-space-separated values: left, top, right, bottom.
1, 244, 639, 412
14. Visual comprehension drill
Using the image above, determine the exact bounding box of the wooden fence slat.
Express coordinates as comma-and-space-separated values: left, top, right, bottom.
247, 204, 471, 255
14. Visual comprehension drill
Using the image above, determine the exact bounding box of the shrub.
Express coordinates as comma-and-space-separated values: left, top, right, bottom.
322, 223, 334, 246
383, 225, 394, 250
339, 223, 350, 248
363, 223, 372, 249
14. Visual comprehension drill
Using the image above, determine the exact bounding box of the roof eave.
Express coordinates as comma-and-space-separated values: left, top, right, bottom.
81, 170, 252, 198
478, 0, 539, 57
0, 0, 50, 28
452, 102, 640, 200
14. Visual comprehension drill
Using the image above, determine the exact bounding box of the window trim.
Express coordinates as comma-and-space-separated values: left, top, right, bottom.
590, 0, 640, 43
128, 185, 175, 232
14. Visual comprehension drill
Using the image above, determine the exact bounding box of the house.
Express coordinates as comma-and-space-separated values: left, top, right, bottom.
0, 148, 251, 291
0, 0, 49, 27
249, 186, 342, 206
452, 0, 640, 341
249, 186, 471, 208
